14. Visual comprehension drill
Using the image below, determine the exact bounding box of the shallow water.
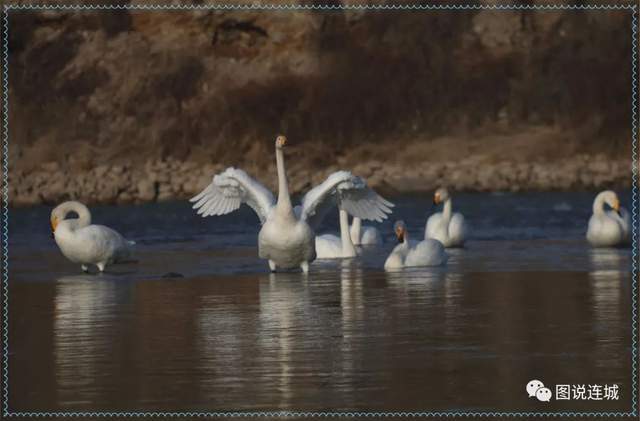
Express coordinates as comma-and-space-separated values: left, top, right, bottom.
7, 192, 635, 412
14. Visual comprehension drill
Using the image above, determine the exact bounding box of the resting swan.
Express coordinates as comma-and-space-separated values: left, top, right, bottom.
350, 217, 383, 246
51, 201, 135, 272
316, 192, 393, 259
587, 190, 630, 247
191, 136, 392, 273
425, 187, 467, 248
385, 221, 448, 270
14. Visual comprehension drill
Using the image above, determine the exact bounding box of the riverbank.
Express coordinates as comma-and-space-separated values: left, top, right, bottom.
7, 152, 632, 207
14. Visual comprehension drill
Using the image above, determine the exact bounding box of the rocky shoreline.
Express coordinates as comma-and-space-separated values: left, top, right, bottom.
7, 154, 633, 207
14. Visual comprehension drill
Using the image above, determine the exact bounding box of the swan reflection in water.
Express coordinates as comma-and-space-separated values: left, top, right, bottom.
339, 259, 366, 326
588, 248, 627, 319
53, 275, 129, 406
588, 248, 629, 371
259, 272, 311, 409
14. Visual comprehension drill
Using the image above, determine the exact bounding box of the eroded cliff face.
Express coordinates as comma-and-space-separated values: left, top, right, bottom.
5, 1, 635, 205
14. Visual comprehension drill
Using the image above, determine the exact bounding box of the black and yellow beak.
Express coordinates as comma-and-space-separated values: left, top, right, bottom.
51, 218, 58, 238
612, 201, 621, 216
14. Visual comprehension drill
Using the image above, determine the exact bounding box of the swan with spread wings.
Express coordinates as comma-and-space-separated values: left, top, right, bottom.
191, 135, 393, 273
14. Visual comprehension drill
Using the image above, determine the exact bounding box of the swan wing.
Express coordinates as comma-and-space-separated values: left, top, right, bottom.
76, 225, 133, 262
449, 213, 467, 244
190, 167, 275, 224
587, 212, 627, 246
425, 212, 443, 239
406, 239, 448, 267
300, 171, 394, 229
608, 208, 631, 244
315, 234, 342, 259
360, 226, 382, 246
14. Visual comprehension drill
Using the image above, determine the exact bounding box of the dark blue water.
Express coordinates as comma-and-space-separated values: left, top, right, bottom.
11, 191, 632, 245
8, 191, 633, 278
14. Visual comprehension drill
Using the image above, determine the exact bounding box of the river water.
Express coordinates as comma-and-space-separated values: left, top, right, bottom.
7, 192, 634, 413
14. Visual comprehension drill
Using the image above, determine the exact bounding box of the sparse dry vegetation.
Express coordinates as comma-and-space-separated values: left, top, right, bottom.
5, 4, 635, 205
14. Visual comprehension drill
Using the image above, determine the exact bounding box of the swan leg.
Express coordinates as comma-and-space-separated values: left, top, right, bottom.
300, 261, 309, 274
268, 260, 277, 273
81, 264, 89, 273
97, 262, 106, 272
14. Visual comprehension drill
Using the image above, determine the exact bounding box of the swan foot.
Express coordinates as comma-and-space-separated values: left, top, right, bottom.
268, 260, 277, 272
300, 261, 309, 274
97, 262, 106, 272
81, 265, 89, 273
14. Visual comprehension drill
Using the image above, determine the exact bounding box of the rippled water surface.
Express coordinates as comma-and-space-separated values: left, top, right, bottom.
8, 192, 634, 412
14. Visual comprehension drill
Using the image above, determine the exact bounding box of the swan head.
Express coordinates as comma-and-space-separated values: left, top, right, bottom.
394, 220, 406, 243
50, 203, 68, 234
599, 190, 621, 215
51, 201, 90, 235
50, 205, 67, 236
433, 187, 450, 205
275, 135, 287, 149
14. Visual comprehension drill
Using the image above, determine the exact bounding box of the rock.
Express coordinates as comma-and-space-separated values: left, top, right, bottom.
162, 272, 184, 279
40, 162, 60, 173
157, 183, 174, 201
94, 164, 110, 177
137, 179, 157, 202
6, 154, 634, 206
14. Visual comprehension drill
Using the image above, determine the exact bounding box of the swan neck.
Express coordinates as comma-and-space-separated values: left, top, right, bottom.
350, 217, 362, 241
401, 229, 410, 248
339, 209, 357, 257
443, 198, 452, 221
593, 193, 606, 215
275, 147, 293, 215
62, 202, 92, 230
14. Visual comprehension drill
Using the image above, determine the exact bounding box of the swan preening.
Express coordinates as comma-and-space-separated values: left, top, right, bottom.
191, 135, 393, 272
587, 190, 630, 247
51, 201, 135, 272
425, 187, 467, 248
384, 221, 448, 270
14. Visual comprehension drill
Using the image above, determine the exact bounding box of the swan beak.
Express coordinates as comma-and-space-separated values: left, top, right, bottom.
51, 217, 58, 236
612, 200, 621, 215
433, 194, 441, 205
275, 135, 287, 149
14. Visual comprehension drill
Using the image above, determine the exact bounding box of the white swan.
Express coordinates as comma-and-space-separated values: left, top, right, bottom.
316, 209, 359, 259
425, 187, 467, 248
316, 192, 393, 259
587, 190, 630, 247
350, 217, 383, 246
191, 135, 392, 273
385, 221, 448, 270
51, 201, 135, 272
